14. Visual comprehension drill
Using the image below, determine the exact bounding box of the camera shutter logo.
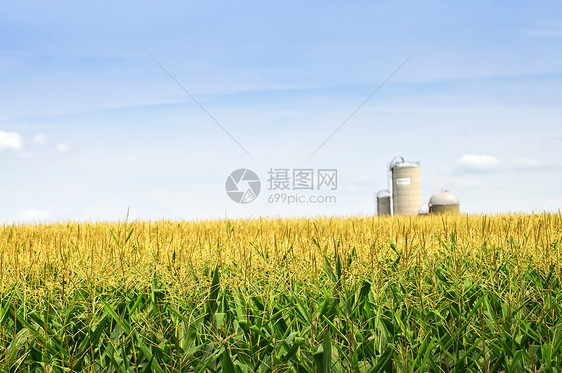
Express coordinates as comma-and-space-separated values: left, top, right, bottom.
225, 169, 261, 204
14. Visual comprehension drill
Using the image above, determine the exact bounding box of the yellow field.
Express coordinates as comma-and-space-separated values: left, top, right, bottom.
2, 213, 559, 293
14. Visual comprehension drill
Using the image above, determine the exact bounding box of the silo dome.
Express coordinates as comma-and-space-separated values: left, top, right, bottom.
429, 190, 460, 214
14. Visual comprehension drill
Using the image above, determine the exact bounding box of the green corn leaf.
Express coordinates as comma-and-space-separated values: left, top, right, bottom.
222, 347, 237, 373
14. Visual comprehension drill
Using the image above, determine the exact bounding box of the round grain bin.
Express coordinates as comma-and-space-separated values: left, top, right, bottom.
429, 190, 459, 214
418, 203, 430, 215
391, 159, 421, 216
376, 190, 391, 216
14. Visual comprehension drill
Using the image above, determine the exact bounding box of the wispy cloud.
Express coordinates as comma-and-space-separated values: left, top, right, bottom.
0, 131, 23, 151
523, 28, 562, 39
456, 154, 502, 174
456, 154, 545, 174
512, 158, 540, 170
18, 209, 51, 222
33, 133, 47, 145
56, 143, 70, 152
14, 151, 33, 160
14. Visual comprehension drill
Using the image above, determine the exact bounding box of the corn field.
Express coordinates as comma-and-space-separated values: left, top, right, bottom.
0, 213, 561, 371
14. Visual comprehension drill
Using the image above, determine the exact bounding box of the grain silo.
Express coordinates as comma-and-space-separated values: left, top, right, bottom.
428, 190, 459, 214
390, 156, 422, 216
418, 203, 430, 215
376, 190, 391, 216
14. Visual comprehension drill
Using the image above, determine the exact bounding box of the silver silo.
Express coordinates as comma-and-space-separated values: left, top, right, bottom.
376, 190, 391, 216
418, 203, 430, 215
390, 156, 422, 216
429, 190, 460, 214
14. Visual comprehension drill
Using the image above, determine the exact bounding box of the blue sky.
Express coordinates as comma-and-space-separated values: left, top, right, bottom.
1, 1, 561, 223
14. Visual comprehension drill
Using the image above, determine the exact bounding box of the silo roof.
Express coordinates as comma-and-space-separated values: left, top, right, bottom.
377, 190, 391, 198
429, 190, 459, 206
392, 161, 420, 169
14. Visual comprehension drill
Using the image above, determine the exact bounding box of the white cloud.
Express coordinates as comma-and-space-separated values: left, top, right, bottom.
14, 151, 33, 160
456, 155, 546, 175
56, 143, 70, 152
523, 29, 562, 39
18, 209, 51, 221
512, 158, 540, 170
33, 133, 47, 145
0, 131, 23, 151
456, 154, 502, 174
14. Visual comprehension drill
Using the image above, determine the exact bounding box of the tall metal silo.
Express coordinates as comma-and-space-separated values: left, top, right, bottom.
390, 157, 421, 216
376, 190, 391, 216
